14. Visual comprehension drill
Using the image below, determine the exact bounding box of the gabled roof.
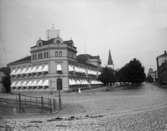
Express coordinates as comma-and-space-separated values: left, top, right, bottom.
8, 56, 31, 66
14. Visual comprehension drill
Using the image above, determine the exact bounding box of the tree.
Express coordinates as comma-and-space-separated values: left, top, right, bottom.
0, 67, 11, 93
98, 67, 116, 86
116, 58, 146, 84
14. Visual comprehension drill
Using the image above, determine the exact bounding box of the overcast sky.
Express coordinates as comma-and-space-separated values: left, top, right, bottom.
0, 0, 167, 72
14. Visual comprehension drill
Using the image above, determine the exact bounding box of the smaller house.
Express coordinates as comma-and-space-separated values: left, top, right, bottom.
147, 68, 158, 82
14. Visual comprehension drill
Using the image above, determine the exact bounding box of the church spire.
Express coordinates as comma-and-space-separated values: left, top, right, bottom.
107, 49, 113, 68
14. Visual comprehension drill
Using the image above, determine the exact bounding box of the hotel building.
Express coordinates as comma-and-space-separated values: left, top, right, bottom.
8, 26, 102, 92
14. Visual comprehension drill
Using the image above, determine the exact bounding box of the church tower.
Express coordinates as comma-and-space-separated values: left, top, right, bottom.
107, 49, 114, 68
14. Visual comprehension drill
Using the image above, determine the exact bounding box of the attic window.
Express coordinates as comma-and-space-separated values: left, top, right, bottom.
37, 40, 43, 46
56, 40, 61, 44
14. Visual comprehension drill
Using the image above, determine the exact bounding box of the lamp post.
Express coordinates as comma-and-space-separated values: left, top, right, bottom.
57, 78, 62, 110
58, 89, 61, 110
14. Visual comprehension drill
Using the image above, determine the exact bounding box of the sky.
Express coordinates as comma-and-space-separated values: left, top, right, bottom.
0, 0, 167, 73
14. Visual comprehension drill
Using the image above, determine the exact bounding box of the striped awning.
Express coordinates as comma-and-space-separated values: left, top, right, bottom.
42, 79, 49, 86
68, 65, 74, 72
42, 65, 48, 72
31, 80, 37, 86
11, 81, 17, 87
88, 70, 97, 75
22, 81, 27, 86
31, 66, 38, 73
37, 80, 43, 86
10, 69, 16, 75
27, 81, 33, 87
16, 81, 22, 87
57, 64, 62, 71
15, 68, 22, 75
69, 79, 75, 85
21, 68, 27, 74
36, 65, 43, 73
26, 67, 33, 74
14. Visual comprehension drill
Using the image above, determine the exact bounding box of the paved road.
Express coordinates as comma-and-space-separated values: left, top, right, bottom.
0, 82, 167, 118
58, 82, 167, 116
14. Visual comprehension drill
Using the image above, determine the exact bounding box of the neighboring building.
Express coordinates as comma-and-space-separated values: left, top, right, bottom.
0, 71, 5, 92
147, 67, 158, 82
8, 26, 102, 92
156, 50, 167, 85
107, 49, 114, 68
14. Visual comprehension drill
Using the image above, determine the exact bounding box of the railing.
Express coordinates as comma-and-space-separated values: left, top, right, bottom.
16, 93, 57, 113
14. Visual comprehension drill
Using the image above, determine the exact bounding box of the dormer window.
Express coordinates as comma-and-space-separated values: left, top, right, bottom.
53, 37, 63, 45
36, 39, 43, 47
56, 40, 61, 44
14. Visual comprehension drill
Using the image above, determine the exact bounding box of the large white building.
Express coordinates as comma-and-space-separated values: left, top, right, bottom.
8, 26, 103, 92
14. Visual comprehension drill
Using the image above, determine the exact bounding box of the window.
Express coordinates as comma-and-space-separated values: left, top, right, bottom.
32, 53, 37, 60
44, 52, 46, 58
46, 52, 49, 58
41, 53, 43, 59
38, 52, 43, 59
55, 51, 58, 57
38, 53, 40, 59
44, 52, 49, 58
57, 64, 62, 71
34, 53, 37, 60
55, 51, 62, 57
32, 54, 34, 60
56, 64, 62, 74
59, 51, 62, 57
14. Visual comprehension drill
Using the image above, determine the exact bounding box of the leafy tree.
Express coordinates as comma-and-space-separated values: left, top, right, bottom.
116, 58, 146, 84
98, 67, 116, 85
0, 67, 11, 93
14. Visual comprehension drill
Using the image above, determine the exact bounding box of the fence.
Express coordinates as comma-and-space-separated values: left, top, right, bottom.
16, 93, 58, 113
